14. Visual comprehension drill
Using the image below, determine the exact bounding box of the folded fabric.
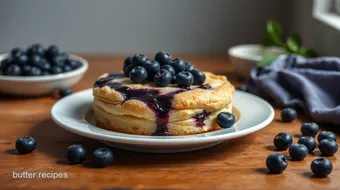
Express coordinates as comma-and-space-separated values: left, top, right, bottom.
248, 55, 340, 125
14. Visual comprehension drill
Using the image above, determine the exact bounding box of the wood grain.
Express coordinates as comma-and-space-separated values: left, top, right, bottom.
0, 55, 339, 190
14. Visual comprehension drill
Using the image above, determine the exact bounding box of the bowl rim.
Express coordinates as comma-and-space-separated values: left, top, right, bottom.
228, 44, 284, 62
0, 53, 88, 81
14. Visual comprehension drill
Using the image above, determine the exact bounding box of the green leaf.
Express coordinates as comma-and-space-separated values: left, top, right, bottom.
285, 33, 302, 53
257, 54, 280, 68
266, 20, 283, 46
261, 35, 276, 47
299, 48, 318, 57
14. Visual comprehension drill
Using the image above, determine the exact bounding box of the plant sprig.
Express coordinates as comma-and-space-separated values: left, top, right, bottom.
258, 20, 318, 67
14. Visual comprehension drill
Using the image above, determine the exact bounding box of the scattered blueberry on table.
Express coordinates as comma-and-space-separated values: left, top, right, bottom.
319, 139, 338, 156
59, 88, 73, 98
266, 154, 288, 174
67, 144, 87, 164
280, 108, 297, 122
92, 148, 114, 168
0, 44, 82, 77
122, 52, 206, 88
273, 132, 293, 150
297, 136, 316, 153
301, 122, 319, 137
216, 112, 235, 129
311, 158, 333, 177
288, 144, 308, 161
15, 136, 36, 154
317, 131, 337, 142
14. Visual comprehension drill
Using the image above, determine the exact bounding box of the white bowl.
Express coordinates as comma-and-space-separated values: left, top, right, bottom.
228, 44, 285, 78
0, 53, 88, 96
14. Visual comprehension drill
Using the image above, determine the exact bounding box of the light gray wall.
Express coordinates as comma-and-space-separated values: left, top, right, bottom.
0, 0, 291, 54
290, 0, 340, 56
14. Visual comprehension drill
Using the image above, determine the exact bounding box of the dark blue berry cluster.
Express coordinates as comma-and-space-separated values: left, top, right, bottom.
266, 121, 337, 177
0, 44, 82, 76
123, 52, 206, 88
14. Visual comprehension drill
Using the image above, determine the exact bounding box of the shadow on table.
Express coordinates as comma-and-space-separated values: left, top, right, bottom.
25, 119, 256, 168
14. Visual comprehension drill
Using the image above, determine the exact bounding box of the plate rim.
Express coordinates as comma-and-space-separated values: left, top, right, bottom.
51, 89, 274, 146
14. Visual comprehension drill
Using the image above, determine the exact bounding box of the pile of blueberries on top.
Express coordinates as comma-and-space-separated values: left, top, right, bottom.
266, 107, 338, 177
123, 51, 206, 88
0, 44, 82, 76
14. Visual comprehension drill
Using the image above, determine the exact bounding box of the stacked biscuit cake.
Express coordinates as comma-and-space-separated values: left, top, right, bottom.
93, 52, 234, 136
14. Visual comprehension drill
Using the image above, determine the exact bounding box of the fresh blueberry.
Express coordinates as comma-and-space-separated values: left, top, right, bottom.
153, 69, 172, 87
184, 62, 195, 71
273, 132, 293, 150
123, 64, 134, 77
63, 65, 73, 72
27, 66, 42, 76
132, 54, 148, 66
66, 60, 82, 69
155, 51, 172, 66
42, 71, 50, 75
14, 55, 28, 66
142, 59, 160, 80
51, 66, 63, 74
288, 143, 308, 161
319, 139, 338, 156
5, 64, 21, 76
236, 84, 248, 92
298, 136, 316, 153
59, 52, 69, 61
161, 65, 176, 76
21, 65, 32, 76
216, 112, 235, 128
92, 148, 114, 168
318, 131, 337, 142
281, 108, 297, 122
15, 136, 36, 154
40, 61, 51, 71
266, 154, 288, 174
190, 69, 206, 85
59, 88, 73, 98
11, 47, 24, 59
28, 54, 41, 67
311, 158, 333, 177
170, 58, 185, 73
0, 58, 12, 70
301, 122, 319, 137
129, 66, 148, 83
50, 56, 66, 67
67, 144, 86, 164
26, 44, 44, 57
45, 45, 59, 59
123, 56, 133, 70
175, 71, 194, 88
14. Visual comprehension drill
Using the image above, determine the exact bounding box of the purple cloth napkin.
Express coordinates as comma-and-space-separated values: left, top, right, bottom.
248, 55, 340, 125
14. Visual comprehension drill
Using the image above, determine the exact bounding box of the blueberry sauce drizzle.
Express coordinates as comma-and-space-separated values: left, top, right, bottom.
199, 84, 213, 90
94, 73, 214, 135
192, 110, 210, 127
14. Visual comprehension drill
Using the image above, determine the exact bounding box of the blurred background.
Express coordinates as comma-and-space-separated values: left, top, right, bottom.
0, 0, 338, 56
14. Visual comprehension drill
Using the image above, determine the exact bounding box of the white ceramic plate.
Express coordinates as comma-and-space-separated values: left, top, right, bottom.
51, 89, 274, 153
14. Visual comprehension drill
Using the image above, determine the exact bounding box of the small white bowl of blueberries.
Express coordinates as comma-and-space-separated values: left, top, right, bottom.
0, 44, 88, 96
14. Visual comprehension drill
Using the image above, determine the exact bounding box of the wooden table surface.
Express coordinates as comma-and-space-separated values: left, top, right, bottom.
1, 55, 339, 190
